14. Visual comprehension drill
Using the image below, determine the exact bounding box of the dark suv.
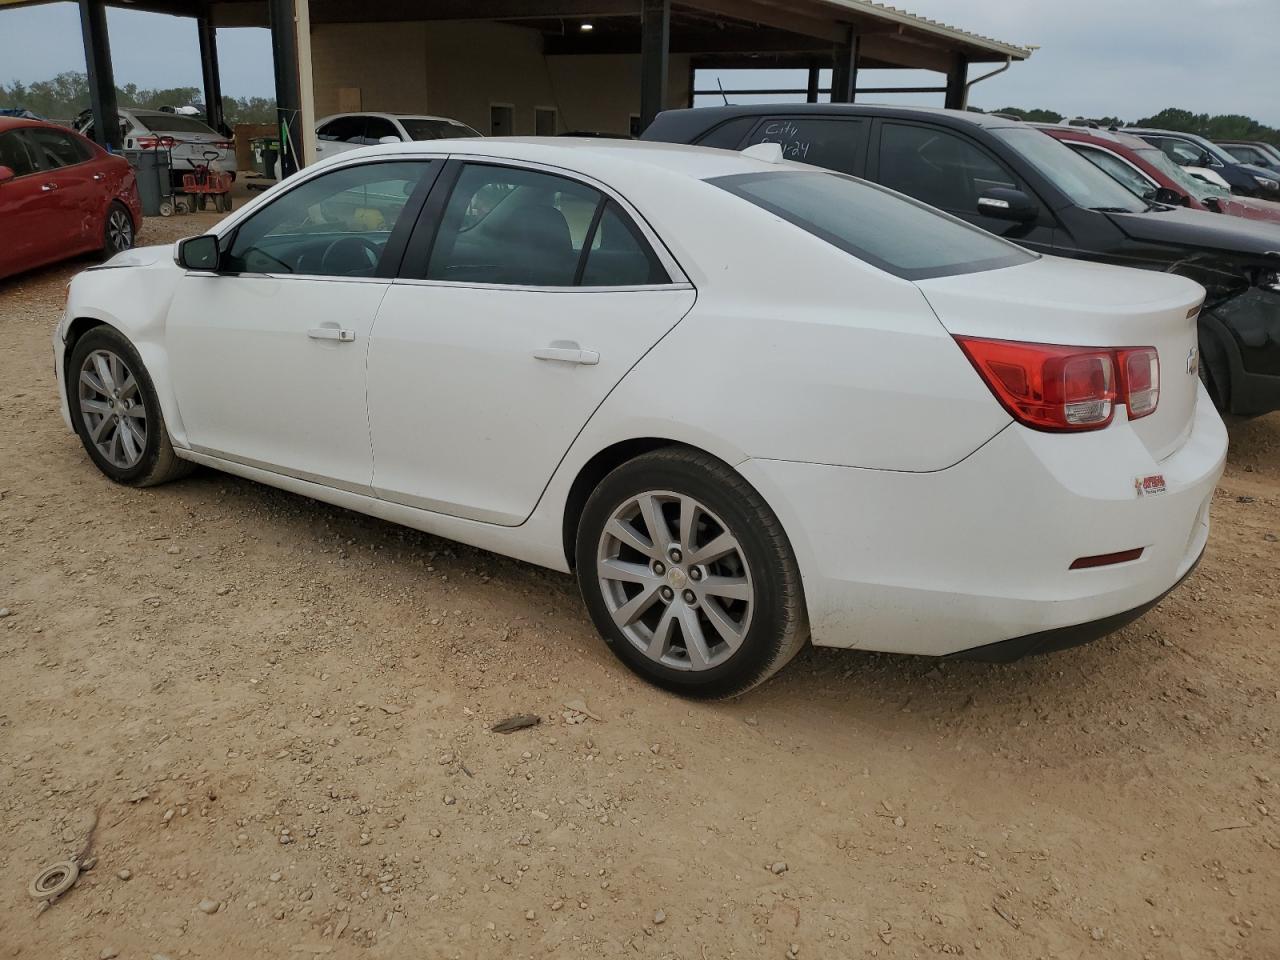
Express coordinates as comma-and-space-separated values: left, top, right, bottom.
643, 104, 1280, 415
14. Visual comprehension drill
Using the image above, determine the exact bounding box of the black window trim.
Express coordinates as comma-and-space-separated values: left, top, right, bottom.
709, 169, 1037, 282
205, 156, 443, 280
394, 156, 689, 291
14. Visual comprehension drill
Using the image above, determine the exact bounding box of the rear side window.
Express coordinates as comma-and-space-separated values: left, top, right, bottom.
423, 163, 669, 287
0, 130, 39, 177
710, 170, 1036, 281
318, 116, 367, 143
694, 116, 758, 150
27, 128, 92, 168
741, 117, 868, 175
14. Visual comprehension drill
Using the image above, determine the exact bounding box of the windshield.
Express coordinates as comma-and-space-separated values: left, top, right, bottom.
710, 170, 1036, 281
993, 128, 1146, 212
1140, 148, 1228, 201
132, 112, 221, 136
399, 118, 479, 141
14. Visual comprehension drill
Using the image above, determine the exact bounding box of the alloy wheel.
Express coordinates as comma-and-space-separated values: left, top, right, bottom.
107, 208, 133, 252
78, 349, 147, 469
596, 490, 755, 670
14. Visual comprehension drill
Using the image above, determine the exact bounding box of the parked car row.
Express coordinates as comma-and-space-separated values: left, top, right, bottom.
642, 104, 1280, 417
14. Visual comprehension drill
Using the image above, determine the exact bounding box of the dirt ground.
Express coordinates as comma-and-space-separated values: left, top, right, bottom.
1, 203, 1278, 960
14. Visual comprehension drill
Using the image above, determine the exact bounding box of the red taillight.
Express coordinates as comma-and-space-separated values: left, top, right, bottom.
1118, 347, 1159, 419
136, 135, 160, 149
214, 140, 233, 150
955, 337, 1159, 432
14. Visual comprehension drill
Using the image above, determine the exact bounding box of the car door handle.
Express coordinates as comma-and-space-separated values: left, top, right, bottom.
41, 182, 58, 192
533, 341, 599, 365
308, 326, 356, 342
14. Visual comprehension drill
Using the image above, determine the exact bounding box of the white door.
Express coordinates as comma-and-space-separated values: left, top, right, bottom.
367, 161, 695, 525
167, 158, 439, 491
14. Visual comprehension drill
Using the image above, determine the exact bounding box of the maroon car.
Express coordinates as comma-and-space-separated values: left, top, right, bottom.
1039, 125, 1280, 226
0, 116, 142, 280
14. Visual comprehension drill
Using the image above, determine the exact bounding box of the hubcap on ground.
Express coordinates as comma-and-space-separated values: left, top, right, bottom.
78, 349, 147, 469
596, 491, 755, 671
108, 210, 132, 252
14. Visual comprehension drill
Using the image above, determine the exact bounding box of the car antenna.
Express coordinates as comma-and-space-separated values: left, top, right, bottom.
717, 78, 731, 106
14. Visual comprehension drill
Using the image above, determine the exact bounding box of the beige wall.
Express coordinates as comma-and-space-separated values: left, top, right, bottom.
310, 20, 691, 137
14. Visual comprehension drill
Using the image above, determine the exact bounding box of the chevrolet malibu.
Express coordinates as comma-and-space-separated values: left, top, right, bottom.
54, 139, 1227, 697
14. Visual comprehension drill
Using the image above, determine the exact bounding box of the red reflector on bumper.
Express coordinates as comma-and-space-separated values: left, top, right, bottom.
1069, 548, 1144, 570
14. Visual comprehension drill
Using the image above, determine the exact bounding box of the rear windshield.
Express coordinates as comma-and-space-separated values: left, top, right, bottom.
132, 112, 221, 136
709, 170, 1035, 281
400, 118, 479, 141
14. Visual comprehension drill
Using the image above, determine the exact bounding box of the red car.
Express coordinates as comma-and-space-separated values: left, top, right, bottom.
0, 116, 142, 280
1039, 125, 1280, 226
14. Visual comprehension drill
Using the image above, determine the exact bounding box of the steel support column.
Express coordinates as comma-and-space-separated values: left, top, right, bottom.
944, 55, 968, 109
197, 9, 225, 135
78, 0, 121, 151
639, 0, 670, 132
806, 60, 820, 103
268, 0, 316, 175
830, 31, 858, 103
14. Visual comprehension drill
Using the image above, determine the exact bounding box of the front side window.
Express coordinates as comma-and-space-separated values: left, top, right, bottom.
0, 131, 39, 177
424, 163, 668, 287
1071, 145, 1156, 200
993, 127, 1146, 213
26, 128, 91, 168
878, 123, 1019, 213
1141, 148, 1227, 200
711, 170, 1036, 281
742, 117, 868, 175
225, 160, 434, 277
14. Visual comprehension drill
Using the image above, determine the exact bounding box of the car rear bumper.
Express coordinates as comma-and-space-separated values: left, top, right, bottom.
737, 385, 1226, 657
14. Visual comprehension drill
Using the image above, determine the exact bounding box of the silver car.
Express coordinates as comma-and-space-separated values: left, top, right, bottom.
76, 109, 237, 178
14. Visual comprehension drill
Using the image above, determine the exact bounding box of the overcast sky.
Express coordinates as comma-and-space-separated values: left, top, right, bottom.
1, 0, 1277, 124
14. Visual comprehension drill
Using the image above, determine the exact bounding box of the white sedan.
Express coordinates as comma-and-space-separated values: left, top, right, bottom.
54, 138, 1227, 697
313, 112, 480, 161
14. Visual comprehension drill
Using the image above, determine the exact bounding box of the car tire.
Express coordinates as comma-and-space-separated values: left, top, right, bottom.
575, 447, 808, 699
101, 201, 135, 259
67, 326, 194, 488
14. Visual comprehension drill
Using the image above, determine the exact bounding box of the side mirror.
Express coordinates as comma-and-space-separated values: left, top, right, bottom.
0, 165, 15, 185
378, 136, 400, 145
1153, 186, 1188, 207
175, 234, 221, 271
976, 187, 1039, 223
1204, 196, 1222, 213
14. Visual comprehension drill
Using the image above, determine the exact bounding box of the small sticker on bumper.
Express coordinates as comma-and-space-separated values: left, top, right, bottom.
1135, 474, 1167, 497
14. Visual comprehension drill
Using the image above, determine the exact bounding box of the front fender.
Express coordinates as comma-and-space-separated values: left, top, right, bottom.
60, 252, 190, 446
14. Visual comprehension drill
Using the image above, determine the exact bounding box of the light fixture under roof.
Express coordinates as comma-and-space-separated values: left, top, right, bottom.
580, 22, 593, 31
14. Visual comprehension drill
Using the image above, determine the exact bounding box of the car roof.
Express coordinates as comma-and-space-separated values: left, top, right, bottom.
1033, 124, 1152, 151
0, 115, 51, 133
651, 102, 1023, 131
321, 112, 471, 123
317, 136, 804, 182
1122, 127, 1207, 142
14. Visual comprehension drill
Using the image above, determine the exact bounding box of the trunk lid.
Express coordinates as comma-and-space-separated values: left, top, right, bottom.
915, 255, 1206, 461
